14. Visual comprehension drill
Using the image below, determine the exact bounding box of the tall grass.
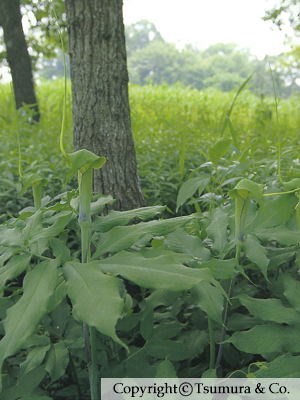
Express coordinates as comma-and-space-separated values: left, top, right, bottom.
0, 79, 300, 214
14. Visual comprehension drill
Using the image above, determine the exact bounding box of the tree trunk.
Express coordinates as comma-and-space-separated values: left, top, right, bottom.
0, 0, 40, 122
65, 0, 145, 211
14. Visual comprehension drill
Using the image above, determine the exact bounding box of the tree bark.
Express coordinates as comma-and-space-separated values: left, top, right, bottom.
0, 0, 40, 122
65, 0, 145, 211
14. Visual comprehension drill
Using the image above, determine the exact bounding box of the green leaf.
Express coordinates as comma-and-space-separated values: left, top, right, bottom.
238, 294, 300, 325
0, 226, 24, 248
282, 274, 300, 312
183, 330, 208, 357
208, 139, 231, 165
206, 208, 229, 253
92, 216, 192, 258
64, 149, 106, 183
152, 321, 184, 341
250, 194, 297, 231
255, 226, 300, 246
45, 341, 69, 386
50, 238, 71, 262
140, 310, 154, 341
155, 359, 177, 378
30, 212, 73, 243
226, 323, 300, 354
63, 261, 127, 350
0, 260, 58, 391
19, 345, 51, 380
198, 258, 238, 280
227, 313, 264, 331
191, 281, 224, 324
165, 228, 211, 261
244, 234, 269, 280
145, 340, 192, 361
98, 251, 222, 292
176, 175, 210, 211
229, 179, 266, 214
255, 353, 300, 378
1, 365, 48, 400
22, 211, 43, 242
90, 195, 115, 216
0, 254, 32, 292
202, 369, 217, 378
92, 205, 166, 232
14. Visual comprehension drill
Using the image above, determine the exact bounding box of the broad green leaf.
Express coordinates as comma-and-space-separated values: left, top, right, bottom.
140, 310, 154, 341
22, 211, 43, 242
176, 175, 210, 211
19, 345, 50, 380
0, 226, 24, 248
152, 321, 184, 341
250, 194, 297, 231
46, 275, 67, 313
0, 249, 14, 267
92, 216, 192, 258
227, 313, 264, 331
183, 330, 208, 357
255, 226, 300, 246
283, 274, 300, 312
155, 359, 177, 378
206, 208, 229, 253
64, 149, 106, 183
125, 352, 156, 378
244, 234, 269, 280
63, 261, 126, 350
198, 258, 238, 280
238, 294, 300, 325
255, 353, 300, 378
208, 139, 231, 165
0, 260, 58, 391
202, 369, 217, 378
139, 247, 191, 264
191, 281, 224, 324
229, 179, 266, 214
45, 342, 69, 386
145, 340, 192, 361
90, 195, 115, 216
0, 365, 48, 400
50, 238, 71, 261
98, 251, 222, 292
29, 212, 73, 243
0, 254, 32, 292
92, 205, 166, 232
226, 323, 300, 354
165, 228, 211, 261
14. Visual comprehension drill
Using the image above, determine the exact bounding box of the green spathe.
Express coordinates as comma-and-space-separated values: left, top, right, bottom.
64, 149, 106, 184
228, 179, 266, 214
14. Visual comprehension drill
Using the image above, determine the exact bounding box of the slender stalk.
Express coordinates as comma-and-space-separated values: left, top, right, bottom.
79, 167, 99, 400
215, 242, 242, 371
207, 316, 215, 370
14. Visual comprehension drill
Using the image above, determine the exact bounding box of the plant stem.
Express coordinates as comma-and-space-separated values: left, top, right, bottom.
79, 167, 99, 400
89, 326, 99, 400
207, 316, 215, 370
215, 242, 241, 371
